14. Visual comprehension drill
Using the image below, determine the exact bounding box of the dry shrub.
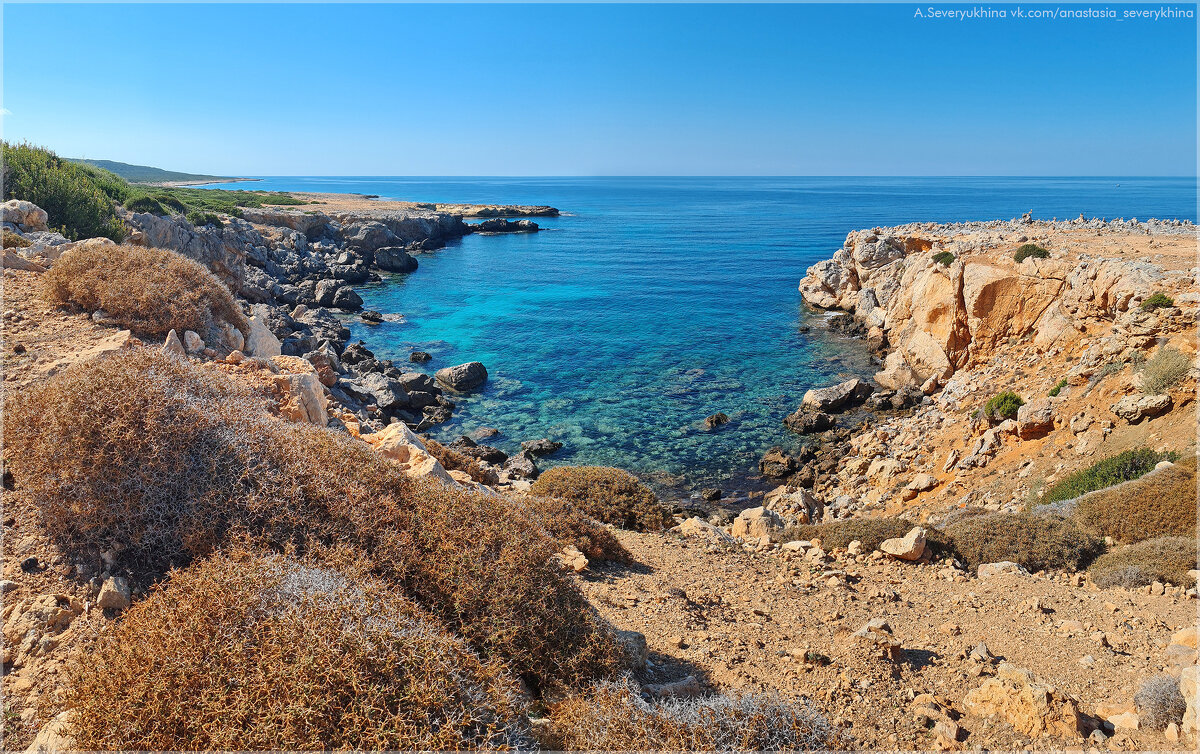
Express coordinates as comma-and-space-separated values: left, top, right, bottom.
1133, 674, 1187, 731
1138, 345, 1190, 395
1073, 455, 1196, 542
786, 516, 954, 557
424, 436, 495, 484
944, 512, 1104, 573
543, 676, 835, 751
4, 349, 624, 692
41, 242, 247, 340
520, 496, 633, 564
1088, 537, 1197, 589
528, 466, 672, 531
3, 229, 30, 248
66, 549, 532, 750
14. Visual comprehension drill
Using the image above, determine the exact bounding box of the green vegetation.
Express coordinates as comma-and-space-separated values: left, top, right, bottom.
3, 142, 304, 241
528, 466, 673, 531
984, 391, 1024, 421
1073, 455, 1196, 542
1048, 378, 1067, 397
187, 211, 224, 229
1138, 346, 1189, 395
2, 141, 127, 241
1140, 292, 1175, 311
1090, 537, 1198, 590
944, 512, 1104, 573
1042, 447, 1179, 505
67, 158, 232, 185
1013, 244, 1050, 262
931, 251, 955, 266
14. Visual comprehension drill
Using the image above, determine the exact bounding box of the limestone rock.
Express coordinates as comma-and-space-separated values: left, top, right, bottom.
1111, 393, 1172, 423
905, 473, 939, 492
801, 378, 873, 412
674, 517, 735, 545
182, 330, 205, 353
362, 423, 457, 486
731, 506, 783, 538
964, 663, 1092, 738
879, 526, 926, 561
162, 329, 186, 356
96, 576, 132, 611
978, 561, 1028, 578
436, 361, 488, 391
1181, 664, 1198, 736
245, 314, 282, 357
2, 250, 47, 272
374, 246, 419, 273
1016, 398, 1056, 439
23, 711, 74, 754
2, 199, 49, 232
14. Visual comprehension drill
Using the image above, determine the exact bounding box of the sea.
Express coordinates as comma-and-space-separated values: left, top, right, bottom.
196, 176, 1197, 499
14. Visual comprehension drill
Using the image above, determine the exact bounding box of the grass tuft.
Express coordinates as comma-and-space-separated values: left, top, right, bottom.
1137, 346, 1189, 395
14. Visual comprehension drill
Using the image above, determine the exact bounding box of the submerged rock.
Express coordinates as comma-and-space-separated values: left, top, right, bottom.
436, 361, 488, 391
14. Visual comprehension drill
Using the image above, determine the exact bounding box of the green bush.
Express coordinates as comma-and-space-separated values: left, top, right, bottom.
2, 141, 126, 241
1138, 346, 1189, 395
1013, 244, 1050, 262
984, 391, 1024, 420
528, 466, 673, 531
931, 251, 955, 266
155, 194, 187, 213
1042, 448, 1178, 504
187, 211, 224, 229
1089, 537, 1197, 589
944, 512, 1104, 572
124, 195, 168, 215
1048, 378, 1067, 397
1140, 292, 1174, 311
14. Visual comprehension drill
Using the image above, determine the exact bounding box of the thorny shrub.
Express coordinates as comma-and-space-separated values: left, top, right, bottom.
1072, 455, 1196, 542
65, 548, 533, 750
1133, 674, 1187, 731
4, 349, 624, 692
529, 466, 673, 531
943, 512, 1104, 573
1137, 345, 1190, 395
542, 676, 836, 751
518, 496, 633, 564
1088, 537, 1197, 590
42, 243, 247, 340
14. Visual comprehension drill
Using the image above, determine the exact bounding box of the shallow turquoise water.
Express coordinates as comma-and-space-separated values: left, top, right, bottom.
201, 177, 1196, 496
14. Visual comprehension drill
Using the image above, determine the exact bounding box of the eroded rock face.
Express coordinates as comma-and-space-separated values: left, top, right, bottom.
361, 422, 456, 486
730, 506, 783, 538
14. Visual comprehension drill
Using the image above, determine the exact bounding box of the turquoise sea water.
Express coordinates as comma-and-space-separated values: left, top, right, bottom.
199, 177, 1196, 497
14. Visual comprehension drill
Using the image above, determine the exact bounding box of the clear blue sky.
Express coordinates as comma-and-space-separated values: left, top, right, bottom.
3, 3, 1195, 175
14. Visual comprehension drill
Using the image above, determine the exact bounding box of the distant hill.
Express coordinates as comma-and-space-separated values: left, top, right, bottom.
67, 158, 236, 184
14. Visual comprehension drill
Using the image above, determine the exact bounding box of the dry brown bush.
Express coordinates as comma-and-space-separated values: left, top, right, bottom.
423, 436, 496, 485
786, 516, 955, 557
4, 349, 624, 692
65, 548, 532, 750
528, 466, 672, 531
542, 676, 835, 751
41, 242, 247, 340
1089, 537, 1197, 589
944, 512, 1104, 573
520, 496, 633, 564
1073, 455, 1196, 543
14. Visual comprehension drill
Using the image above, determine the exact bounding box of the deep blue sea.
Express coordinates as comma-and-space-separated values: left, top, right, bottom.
199, 177, 1196, 498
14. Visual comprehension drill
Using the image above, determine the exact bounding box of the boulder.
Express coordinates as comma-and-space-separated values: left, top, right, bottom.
272, 371, 329, 426
1016, 398, 1056, 439
758, 447, 798, 479
374, 246, 419, 273
905, 473, 939, 493
674, 516, 736, 545
764, 486, 824, 524
879, 526, 926, 561
783, 407, 834, 434
361, 423, 456, 486
23, 710, 74, 754
964, 663, 1094, 738
245, 314, 282, 357
875, 351, 920, 390
731, 506, 783, 539
436, 361, 488, 391
96, 576, 132, 611
703, 412, 730, 429
503, 450, 539, 480
355, 372, 411, 412
1111, 393, 1172, 423
183, 330, 205, 353
2, 250, 46, 272
1181, 664, 1198, 736
2, 199, 49, 232
410, 351, 432, 363
801, 378, 873, 412
521, 438, 563, 456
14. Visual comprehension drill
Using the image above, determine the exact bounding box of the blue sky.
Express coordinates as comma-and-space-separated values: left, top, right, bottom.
2, 3, 1195, 175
